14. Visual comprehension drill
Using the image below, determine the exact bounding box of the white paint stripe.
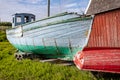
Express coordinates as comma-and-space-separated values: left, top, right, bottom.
84, 16, 94, 47
85, 0, 92, 15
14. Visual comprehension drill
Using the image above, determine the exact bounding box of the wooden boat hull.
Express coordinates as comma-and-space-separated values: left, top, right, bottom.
9, 37, 83, 60
6, 13, 93, 60
74, 48, 120, 73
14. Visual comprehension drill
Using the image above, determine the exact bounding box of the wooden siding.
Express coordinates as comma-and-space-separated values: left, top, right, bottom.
87, 9, 120, 48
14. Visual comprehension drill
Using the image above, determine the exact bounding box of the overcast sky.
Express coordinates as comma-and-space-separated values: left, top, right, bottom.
0, 0, 89, 22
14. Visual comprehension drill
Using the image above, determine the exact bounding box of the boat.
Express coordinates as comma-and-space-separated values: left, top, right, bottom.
6, 0, 93, 60
74, 0, 120, 73
74, 49, 120, 73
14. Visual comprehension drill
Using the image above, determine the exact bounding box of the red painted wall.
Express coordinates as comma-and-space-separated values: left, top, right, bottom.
87, 9, 120, 48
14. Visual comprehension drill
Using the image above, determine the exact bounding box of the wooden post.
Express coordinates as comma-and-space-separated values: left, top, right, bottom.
48, 0, 50, 17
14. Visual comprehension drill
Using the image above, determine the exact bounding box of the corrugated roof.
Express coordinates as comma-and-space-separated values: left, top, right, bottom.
86, 0, 120, 15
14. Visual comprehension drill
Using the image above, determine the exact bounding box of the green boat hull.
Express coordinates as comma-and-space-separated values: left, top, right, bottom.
13, 44, 82, 60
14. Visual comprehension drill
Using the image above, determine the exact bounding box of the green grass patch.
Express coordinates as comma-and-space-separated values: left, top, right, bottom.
0, 22, 12, 26
0, 31, 8, 42
0, 42, 96, 80
0, 26, 12, 42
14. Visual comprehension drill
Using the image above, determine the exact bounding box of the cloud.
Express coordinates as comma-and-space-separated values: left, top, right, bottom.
0, 0, 89, 22
63, 0, 89, 13
63, 0, 89, 14
65, 3, 77, 8
19, 0, 45, 5
0, 0, 47, 22
24, 0, 43, 4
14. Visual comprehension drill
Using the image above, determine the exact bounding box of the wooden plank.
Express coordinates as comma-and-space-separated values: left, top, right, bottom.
87, 9, 120, 48
40, 59, 74, 66
74, 49, 120, 73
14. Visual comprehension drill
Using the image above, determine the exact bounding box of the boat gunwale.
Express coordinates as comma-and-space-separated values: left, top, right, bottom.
6, 16, 93, 35
6, 12, 91, 31
23, 16, 93, 32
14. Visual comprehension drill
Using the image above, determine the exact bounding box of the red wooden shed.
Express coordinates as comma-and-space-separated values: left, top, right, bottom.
74, 0, 120, 73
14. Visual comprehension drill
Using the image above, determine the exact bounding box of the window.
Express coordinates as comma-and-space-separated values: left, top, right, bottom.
24, 16, 29, 23
16, 16, 21, 23
31, 17, 35, 22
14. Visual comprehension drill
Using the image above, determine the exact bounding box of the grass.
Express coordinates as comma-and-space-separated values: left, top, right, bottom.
0, 27, 119, 80
0, 26, 11, 42
0, 42, 96, 80
0, 22, 12, 26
